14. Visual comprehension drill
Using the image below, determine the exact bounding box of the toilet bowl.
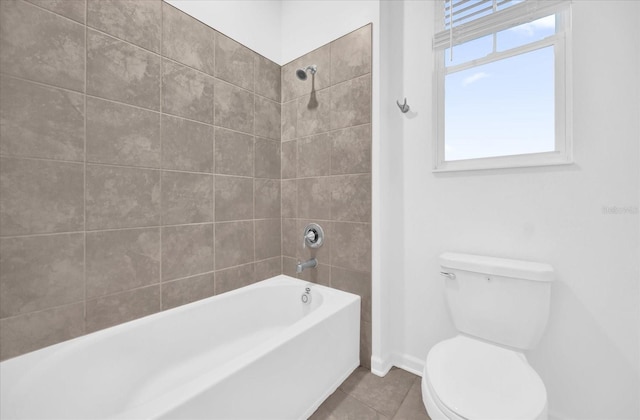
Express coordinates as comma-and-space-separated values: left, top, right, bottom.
423, 253, 554, 420
421, 335, 547, 420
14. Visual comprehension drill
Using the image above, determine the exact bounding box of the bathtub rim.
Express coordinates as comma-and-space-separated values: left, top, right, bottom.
112, 276, 361, 419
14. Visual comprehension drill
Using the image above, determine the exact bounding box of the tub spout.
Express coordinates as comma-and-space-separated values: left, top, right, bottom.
296, 258, 318, 273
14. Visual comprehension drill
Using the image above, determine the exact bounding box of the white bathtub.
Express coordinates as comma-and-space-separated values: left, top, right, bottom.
0, 275, 360, 419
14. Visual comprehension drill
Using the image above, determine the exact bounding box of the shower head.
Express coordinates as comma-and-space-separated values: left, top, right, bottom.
296, 65, 317, 81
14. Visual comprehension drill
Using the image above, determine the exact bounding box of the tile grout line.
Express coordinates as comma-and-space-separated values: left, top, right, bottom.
159, 1, 164, 311
0, 154, 290, 180
279, 67, 285, 276
81, 11, 279, 103
253, 65, 257, 275
0, 218, 291, 240
388, 377, 422, 420
328, 46, 334, 277
82, 0, 88, 331
212, 29, 217, 281
0, 72, 280, 141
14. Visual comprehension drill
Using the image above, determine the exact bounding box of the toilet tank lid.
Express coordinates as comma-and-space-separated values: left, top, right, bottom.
439, 252, 554, 282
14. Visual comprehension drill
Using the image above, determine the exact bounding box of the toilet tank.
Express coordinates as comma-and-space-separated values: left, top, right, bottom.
439, 252, 554, 350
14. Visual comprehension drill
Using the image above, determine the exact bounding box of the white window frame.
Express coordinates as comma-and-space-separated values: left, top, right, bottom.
433, 1, 573, 172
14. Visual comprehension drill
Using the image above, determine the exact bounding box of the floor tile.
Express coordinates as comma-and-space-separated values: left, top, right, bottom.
310, 389, 388, 420
392, 377, 431, 420
338, 367, 417, 418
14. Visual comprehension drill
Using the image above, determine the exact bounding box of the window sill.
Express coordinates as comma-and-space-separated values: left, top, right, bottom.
432, 151, 573, 172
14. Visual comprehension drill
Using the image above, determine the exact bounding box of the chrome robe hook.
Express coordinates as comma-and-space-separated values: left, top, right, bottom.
396, 98, 410, 113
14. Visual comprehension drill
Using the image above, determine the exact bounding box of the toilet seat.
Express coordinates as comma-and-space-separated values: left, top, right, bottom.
425, 335, 547, 420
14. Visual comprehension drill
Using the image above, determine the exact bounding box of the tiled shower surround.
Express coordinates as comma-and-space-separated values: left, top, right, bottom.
0, 0, 372, 366
280, 26, 373, 367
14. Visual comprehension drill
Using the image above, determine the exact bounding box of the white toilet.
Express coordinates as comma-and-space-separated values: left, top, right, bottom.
422, 252, 554, 420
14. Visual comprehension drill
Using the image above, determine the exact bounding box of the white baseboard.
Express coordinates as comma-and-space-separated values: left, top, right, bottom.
371, 352, 425, 377
391, 353, 424, 377
370, 355, 393, 377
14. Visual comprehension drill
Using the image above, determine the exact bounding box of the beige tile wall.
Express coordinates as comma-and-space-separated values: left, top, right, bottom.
0, 1, 372, 368
0, 0, 282, 360
280, 25, 373, 368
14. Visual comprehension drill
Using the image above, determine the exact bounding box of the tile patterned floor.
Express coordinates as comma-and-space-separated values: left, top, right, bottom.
310, 367, 432, 420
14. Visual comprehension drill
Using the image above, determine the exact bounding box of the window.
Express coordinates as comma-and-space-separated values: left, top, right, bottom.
433, 0, 572, 171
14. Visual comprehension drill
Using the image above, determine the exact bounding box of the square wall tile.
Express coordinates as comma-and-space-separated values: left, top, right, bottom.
215, 221, 254, 270
255, 257, 281, 282
162, 115, 214, 173
360, 320, 372, 368
330, 75, 371, 130
297, 177, 332, 221
297, 88, 331, 138
282, 256, 298, 278
214, 33, 254, 91
214, 128, 254, 177
0, 303, 84, 361
255, 139, 281, 179
162, 59, 215, 124
0, 77, 84, 162
87, 30, 161, 110
25, 0, 86, 23
86, 228, 160, 298
86, 164, 160, 230
255, 96, 281, 141
161, 171, 213, 225
330, 25, 372, 85
162, 272, 215, 310
86, 285, 160, 333
297, 133, 331, 177
281, 140, 297, 179
331, 222, 371, 272
86, 97, 161, 168
255, 218, 281, 261
215, 175, 253, 222
281, 218, 298, 259
87, 0, 161, 53
162, 224, 214, 281
162, 2, 215, 75
330, 267, 371, 322
331, 124, 371, 175
0, 233, 84, 318
281, 100, 297, 142
255, 55, 281, 102
214, 80, 254, 134
254, 178, 281, 219
331, 174, 371, 223
0, 0, 84, 92
0, 158, 84, 236
281, 179, 297, 218
214, 263, 255, 295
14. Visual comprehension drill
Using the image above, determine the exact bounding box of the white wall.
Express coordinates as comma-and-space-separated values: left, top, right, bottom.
166, 0, 282, 63
389, 1, 640, 419
280, 0, 378, 64
168, 0, 379, 65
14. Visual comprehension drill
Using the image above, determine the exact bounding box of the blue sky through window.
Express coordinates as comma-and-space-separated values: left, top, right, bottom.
444, 15, 556, 161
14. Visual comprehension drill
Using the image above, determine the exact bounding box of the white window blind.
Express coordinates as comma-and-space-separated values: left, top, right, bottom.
434, 0, 569, 51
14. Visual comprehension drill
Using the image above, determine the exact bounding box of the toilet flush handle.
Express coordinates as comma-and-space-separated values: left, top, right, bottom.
440, 272, 456, 280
